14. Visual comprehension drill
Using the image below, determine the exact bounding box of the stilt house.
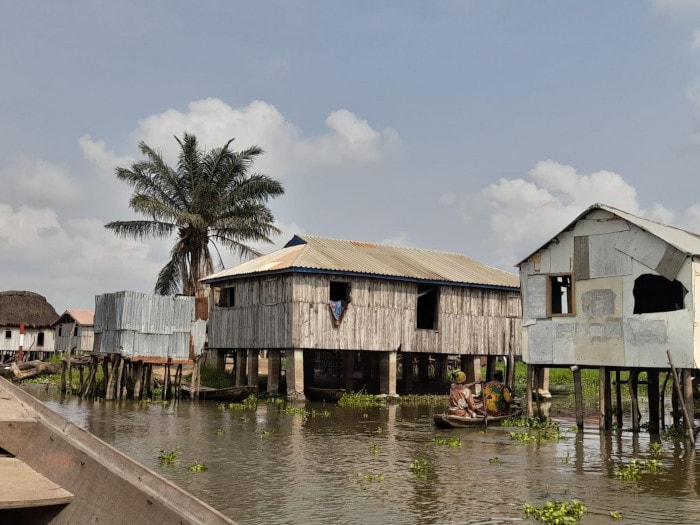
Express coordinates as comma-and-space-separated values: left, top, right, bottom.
517, 203, 700, 431
201, 234, 521, 398
0, 290, 58, 360
53, 309, 95, 354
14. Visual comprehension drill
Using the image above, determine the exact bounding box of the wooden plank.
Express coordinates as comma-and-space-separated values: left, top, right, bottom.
0, 457, 74, 509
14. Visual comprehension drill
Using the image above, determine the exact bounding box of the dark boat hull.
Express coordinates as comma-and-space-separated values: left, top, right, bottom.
181, 384, 257, 402
433, 410, 520, 429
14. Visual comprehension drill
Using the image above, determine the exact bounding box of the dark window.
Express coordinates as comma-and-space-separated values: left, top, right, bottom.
416, 284, 438, 329
73, 326, 78, 337
4, 330, 10, 339
58, 326, 63, 337
37, 332, 45, 347
219, 287, 235, 307
549, 275, 573, 315
330, 282, 351, 303
633, 274, 686, 314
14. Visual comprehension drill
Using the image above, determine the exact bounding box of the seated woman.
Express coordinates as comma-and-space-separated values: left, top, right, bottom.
448, 371, 485, 418
483, 370, 514, 416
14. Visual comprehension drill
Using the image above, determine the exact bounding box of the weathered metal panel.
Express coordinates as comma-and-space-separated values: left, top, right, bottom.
572, 215, 630, 236
588, 233, 633, 278
655, 244, 686, 281
580, 289, 616, 316
573, 236, 590, 280
615, 228, 666, 272
524, 274, 547, 319
524, 321, 553, 363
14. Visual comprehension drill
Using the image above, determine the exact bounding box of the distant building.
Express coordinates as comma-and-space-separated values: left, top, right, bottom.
0, 290, 58, 359
202, 234, 522, 397
517, 203, 700, 429
53, 309, 95, 354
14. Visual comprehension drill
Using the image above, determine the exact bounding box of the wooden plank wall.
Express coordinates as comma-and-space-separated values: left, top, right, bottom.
209, 273, 522, 356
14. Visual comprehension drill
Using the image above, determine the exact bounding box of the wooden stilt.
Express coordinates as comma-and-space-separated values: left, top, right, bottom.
572, 366, 583, 430
667, 351, 695, 445
145, 364, 152, 399
133, 361, 143, 400
164, 363, 171, 401
630, 369, 640, 432
599, 367, 607, 430
60, 360, 67, 393
604, 367, 613, 430
115, 357, 125, 399
660, 371, 670, 430
615, 370, 623, 428
526, 364, 533, 418
647, 370, 660, 433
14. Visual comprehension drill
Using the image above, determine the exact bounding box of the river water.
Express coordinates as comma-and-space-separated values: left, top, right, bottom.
23, 386, 700, 525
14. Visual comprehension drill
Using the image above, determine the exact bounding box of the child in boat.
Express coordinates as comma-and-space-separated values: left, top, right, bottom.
483, 370, 514, 416
448, 371, 485, 418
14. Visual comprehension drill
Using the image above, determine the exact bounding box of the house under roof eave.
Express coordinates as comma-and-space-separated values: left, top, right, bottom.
202, 234, 520, 290
52, 309, 95, 327
516, 203, 700, 267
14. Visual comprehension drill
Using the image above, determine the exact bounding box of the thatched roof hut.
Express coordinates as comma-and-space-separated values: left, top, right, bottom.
0, 291, 59, 327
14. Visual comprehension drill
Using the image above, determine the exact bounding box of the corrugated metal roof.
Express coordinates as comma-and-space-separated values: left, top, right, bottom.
65, 309, 95, 326
518, 203, 700, 265
202, 234, 520, 289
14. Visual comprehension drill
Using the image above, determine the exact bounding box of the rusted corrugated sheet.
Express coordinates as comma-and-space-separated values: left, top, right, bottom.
203, 235, 519, 289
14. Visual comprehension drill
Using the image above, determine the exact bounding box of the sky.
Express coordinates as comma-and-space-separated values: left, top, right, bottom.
4, 0, 700, 314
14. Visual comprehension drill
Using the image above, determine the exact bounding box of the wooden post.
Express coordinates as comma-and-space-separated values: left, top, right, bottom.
267, 349, 281, 396
599, 367, 608, 430
247, 349, 259, 388
667, 350, 695, 445
615, 370, 623, 428
60, 360, 67, 393
630, 369, 640, 432
604, 367, 612, 429
647, 370, 660, 433
133, 361, 143, 400
526, 364, 533, 418
660, 371, 670, 430
572, 366, 583, 430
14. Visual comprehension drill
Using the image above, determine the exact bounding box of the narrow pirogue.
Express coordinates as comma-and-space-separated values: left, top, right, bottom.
0, 376, 236, 525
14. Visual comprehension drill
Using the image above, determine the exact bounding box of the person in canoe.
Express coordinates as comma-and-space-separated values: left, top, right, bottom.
482, 370, 514, 416
448, 370, 486, 418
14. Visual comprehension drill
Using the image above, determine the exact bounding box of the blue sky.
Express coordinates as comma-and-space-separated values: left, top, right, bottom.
3, 0, 700, 313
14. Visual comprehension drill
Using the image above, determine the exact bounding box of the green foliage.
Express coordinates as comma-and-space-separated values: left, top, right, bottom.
649, 442, 663, 457
357, 472, 385, 482
523, 499, 587, 524
431, 437, 462, 448
615, 458, 664, 481
337, 392, 385, 408
158, 446, 181, 464
409, 458, 432, 479
489, 457, 501, 463
398, 394, 446, 406
106, 132, 284, 296
188, 462, 208, 472
610, 511, 622, 520
510, 420, 564, 443
196, 365, 236, 389
369, 442, 379, 455
661, 425, 688, 440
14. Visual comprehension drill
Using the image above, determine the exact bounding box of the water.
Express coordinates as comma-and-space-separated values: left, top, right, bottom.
23, 386, 700, 525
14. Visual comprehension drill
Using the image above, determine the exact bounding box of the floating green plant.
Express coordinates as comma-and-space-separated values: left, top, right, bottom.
509, 420, 563, 443
649, 442, 663, 457
357, 472, 385, 482
489, 457, 500, 463
615, 458, 664, 481
337, 392, 384, 409
431, 437, 461, 448
369, 442, 379, 455
523, 499, 586, 524
610, 511, 622, 520
261, 430, 274, 438
158, 446, 181, 464
188, 462, 208, 472
410, 458, 431, 479
216, 429, 225, 436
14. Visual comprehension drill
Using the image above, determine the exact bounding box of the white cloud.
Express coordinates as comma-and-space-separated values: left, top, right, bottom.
0, 157, 79, 206
379, 231, 416, 248
123, 98, 400, 178
650, 0, 700, 15
451, 160, 685, 268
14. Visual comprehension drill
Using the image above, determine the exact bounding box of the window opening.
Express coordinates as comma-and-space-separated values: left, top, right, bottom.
4, 330, 10, 339
549, 275, 573, 315
73, 325, 78, 337
329, 281, 350, 303
633, 274, 686, 314
37, 332, 45, 347
219, 287, 235, 307
416, 284, 438, 329
58, 326, 63, 337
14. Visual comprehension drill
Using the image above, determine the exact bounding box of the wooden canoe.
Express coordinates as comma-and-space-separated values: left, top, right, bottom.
304, 387, 346, 403
433, 410, 521, 429
181, 384, 256, 402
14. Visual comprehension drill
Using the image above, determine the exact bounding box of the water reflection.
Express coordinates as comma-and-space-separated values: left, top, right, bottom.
23, 386, 700, 525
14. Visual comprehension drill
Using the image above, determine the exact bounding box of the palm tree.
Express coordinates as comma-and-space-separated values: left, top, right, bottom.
106, 132, 284, 299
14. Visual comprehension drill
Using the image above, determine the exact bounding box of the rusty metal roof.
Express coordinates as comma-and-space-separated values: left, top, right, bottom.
202, 235, 520, 289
